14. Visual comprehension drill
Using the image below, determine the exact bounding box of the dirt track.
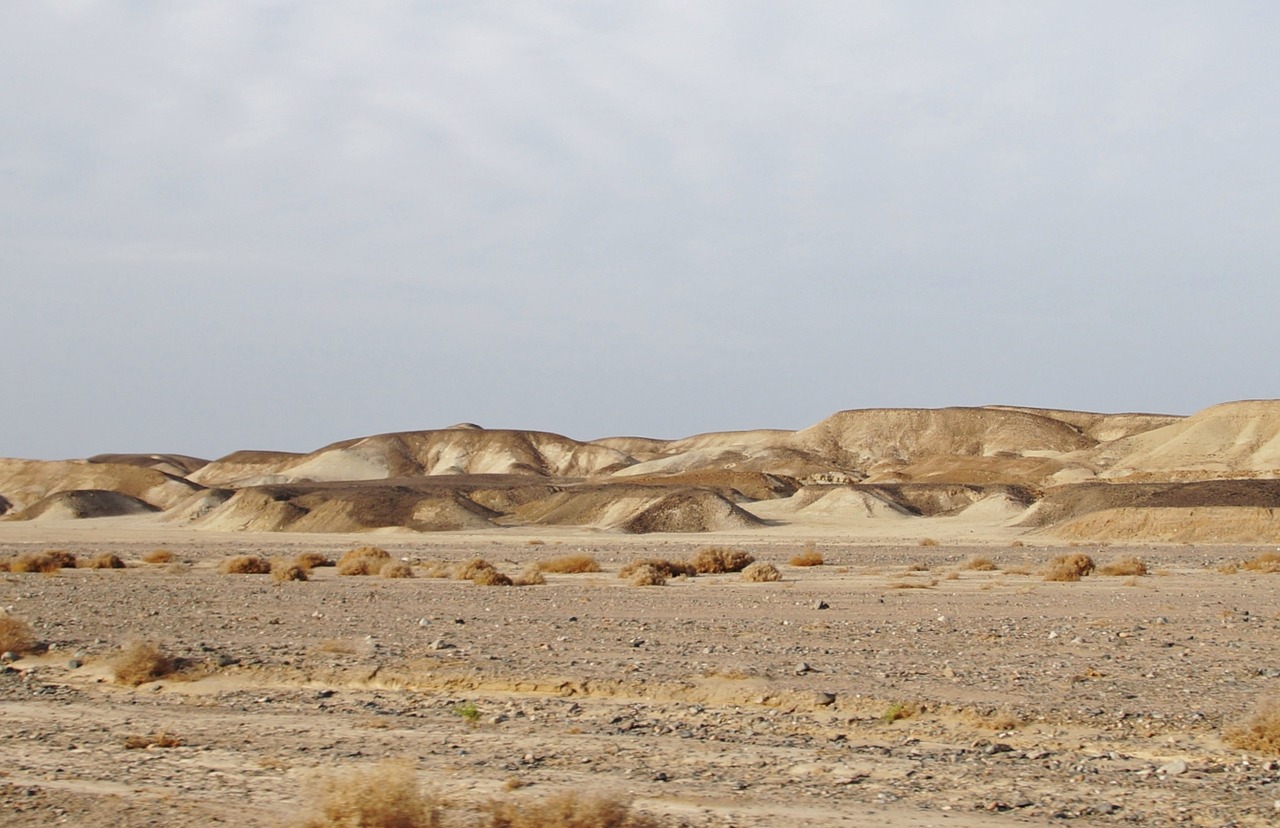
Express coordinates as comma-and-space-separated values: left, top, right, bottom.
2, 530, 1279, 826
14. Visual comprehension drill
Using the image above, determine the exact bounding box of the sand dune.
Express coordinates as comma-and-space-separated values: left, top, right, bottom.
4, 400, 1280, 540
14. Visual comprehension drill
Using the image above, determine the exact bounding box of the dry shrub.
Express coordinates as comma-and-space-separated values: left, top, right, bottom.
888, 579, 937, 589
293, 760, 443, 828
0, 615, 37, 654
741, 562, 781, 582
337, 546, 392, 576
627, 565, 666, 587
962, 556, 997, 571
272, 559, 309, 582
513, 566, 546, 586
789, 548, 824, 567
484, 791, 663, 828
124, 731, 183, 749
455, 558, 499, 581
965, 708, 1022, 731
418, 560, 453, 579
85, 552, 126, 569
380, 561, 414, 579
1098, 557, 1148, 577
1010, 540, 1026, 548
1241, 553, 1280, 573
619, 559, 696, 579
112, 641, 176, 686
295, 552, 335, 569
143, 549, 174, 564
219, 555, 272, 575
1043, 553, 1095, 582
535, 554, 601, 574
1224, 698, 1280, 754
905, 562, 930, 572
472, 567, 514, 587
11, 550, 76, 573
918, 538, 940, 547
689, 546, 754, 574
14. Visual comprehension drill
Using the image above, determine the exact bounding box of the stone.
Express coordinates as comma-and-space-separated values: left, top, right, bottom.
794, 662, 812, 675
1158, 759, 1188, 775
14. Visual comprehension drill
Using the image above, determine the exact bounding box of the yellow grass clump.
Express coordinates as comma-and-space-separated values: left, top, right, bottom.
513, 566, 546, 586
689, 546, 754, 574
85, 552, 126, 569
789, 547, 824, 567
1224, 698, 1280, 754
8, 550, 77, 573
535, 554, 601, 574
295, 552, 335, 569
1241, 552, 1280, 573
918, 538, 940, 547
219, 555, 272, 575
962, 555, 997, 571
627, 564, 666, 587
111, 641, 176, 686
455, 558, 499, 581
472, 567, 514, 587
484, 791, 665, 828
142, 549, 175, 564
379, 560, 414, 579
1043, 553, 1095, 582
0, 615, 38, 655
741, 562, 781, 582
1097, 557, 1148, 577
337, 546, 392, 576
293, 761, 444, 828
618, 559, 696, 580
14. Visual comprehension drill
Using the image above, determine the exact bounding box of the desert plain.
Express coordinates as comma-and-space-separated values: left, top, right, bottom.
2, 402, 1280, 826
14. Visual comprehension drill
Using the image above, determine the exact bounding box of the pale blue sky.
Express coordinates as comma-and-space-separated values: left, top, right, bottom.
3, 2, 1278, 460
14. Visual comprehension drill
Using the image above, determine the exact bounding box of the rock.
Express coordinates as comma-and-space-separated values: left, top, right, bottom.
1158, 759, 1188, 775
794, 662, 812, 675
813, 691, 836, 706
813, 600, 829, 610
65, 659, 82, 669
429, 639, 455, 651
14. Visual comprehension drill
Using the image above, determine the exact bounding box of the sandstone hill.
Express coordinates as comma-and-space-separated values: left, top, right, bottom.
4, 401, 1280, 541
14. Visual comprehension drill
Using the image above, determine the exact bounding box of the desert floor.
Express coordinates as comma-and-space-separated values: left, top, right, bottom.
1, 522, 1278, 827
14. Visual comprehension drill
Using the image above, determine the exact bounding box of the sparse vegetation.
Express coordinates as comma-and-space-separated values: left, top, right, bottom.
124, 731, 183, 749
337, 546, 392, 576
1043, 553, 1095, 582
1097, 556, 1148, 577
513, 565, 546, 586
142, 549, 175, 564
472, 567, 514, 587
453, 701, 481, 723
272, 559, 309, 582
741, 561, 781, 582
0, 614, 38, 654
85, 552, 126, 569
111, 641, 176, 686
9, 550, 77, 573
626, 564, 666, 587
379, 560, 414, 579
455, 558, 500, 581
789, 545, 824, 567
1224, 698, 1280, 754
295, 552, 335, 569
293, 760, 443, 828
483, 791, 665, 828
219, 555, 272, 575
534, 554, 601, 574
1241, 552, 1280, 573
918, 538, 940, 547
882, 701, 919, 723
689, 546, 754, 574
962, 555, 997, 571
618, 559, 696, 579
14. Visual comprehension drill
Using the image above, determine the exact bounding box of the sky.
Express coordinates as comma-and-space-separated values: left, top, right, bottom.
3, 2, 1279, 460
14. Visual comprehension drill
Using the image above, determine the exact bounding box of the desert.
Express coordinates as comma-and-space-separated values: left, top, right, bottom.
2, 402, 1280, 826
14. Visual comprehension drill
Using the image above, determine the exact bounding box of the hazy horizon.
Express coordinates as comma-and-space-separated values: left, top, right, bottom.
4, 3, 1278, 460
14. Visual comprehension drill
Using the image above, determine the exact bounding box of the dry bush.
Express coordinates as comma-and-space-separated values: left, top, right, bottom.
85, 552, 126, 569
513, 566, 546, 586
418, 560, 453, 579
111, 641, 176, 686
293, 760, 444, 828
1010, 539, 1026, 548
689, 546, 754, 574
888, 579, 937, 589
905, 562, 931, 572
1098, 556, 1148, 577
472, 567, 514, 587
1042, 553, 1096, 582
124, 731, 183, 749
882, 701, 921, 723
1224, 698, 1280, 754
455, 558, 499, 581
618, 559, 696, 579
535, 554, 601, 574
789, 547, 824, 567
337, 546, 392, 576
10, 550, 76, 573
0, 615, 38, 654
962, 556, 997, 571
964, 708, 1022, 731
484, 790, 664, 828
380, 561, 414, 579
1242, 553, 1280, 573
219, 555, 272, 575
627, 565, 666, 587
918, 538, 940, 547
295, 552, 335, 569
142, 549, 174, 564
741, 562, 781, 582
272, 559, 309, 582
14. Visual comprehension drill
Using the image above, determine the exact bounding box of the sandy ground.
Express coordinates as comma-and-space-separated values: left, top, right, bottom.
2, 522, 1279, 827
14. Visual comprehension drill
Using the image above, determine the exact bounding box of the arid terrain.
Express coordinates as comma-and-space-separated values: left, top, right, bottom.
2, 402, 1280, 826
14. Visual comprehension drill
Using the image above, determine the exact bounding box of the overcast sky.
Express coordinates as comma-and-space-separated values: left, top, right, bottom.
3, 2, 1278, 460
